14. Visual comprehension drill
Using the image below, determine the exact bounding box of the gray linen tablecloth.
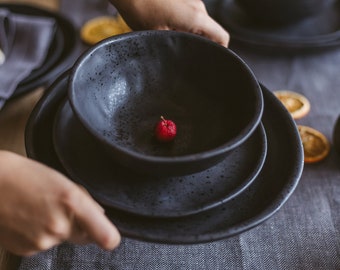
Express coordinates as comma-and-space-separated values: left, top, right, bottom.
19, 0, 340, 269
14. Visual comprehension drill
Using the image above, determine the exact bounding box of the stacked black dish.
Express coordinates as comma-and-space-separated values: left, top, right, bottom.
25, 30, 303, 244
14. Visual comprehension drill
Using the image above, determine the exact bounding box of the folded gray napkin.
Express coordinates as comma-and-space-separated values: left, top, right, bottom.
0, 8, 56, 109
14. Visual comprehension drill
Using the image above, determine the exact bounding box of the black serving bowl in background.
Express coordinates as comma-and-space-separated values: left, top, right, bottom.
68, 30, 263, 176
234, 0, 337, 27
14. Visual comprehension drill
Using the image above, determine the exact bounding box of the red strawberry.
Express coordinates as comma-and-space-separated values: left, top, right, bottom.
155, 116, 177, 142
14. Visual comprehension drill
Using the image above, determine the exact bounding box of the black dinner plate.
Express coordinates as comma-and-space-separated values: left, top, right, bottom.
0, 3, 79, 99
52, 97, 267, 218
25, 71, 303, 244
211, 0, 340, 50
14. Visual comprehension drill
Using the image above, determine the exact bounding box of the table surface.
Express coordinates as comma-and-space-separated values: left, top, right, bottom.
0, 0, 340, 269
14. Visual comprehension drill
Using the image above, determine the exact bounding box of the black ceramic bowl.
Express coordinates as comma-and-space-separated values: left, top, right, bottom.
234, 0, 337, 27
68, 30, 263, 176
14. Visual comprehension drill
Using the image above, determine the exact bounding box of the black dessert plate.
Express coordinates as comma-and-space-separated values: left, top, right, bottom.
212, 0, 340, 50
0, 4, 79, 99
25, 71, 303, 244
52, 98, 267, 218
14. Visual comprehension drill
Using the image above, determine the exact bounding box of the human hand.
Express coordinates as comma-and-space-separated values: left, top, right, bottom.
0, 151, 120, 256
109, 0, 230, 47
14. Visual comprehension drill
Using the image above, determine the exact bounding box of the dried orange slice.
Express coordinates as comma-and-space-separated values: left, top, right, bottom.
274, 90, 310, 119
298, 125, 330, 163
80, 15, 131, 45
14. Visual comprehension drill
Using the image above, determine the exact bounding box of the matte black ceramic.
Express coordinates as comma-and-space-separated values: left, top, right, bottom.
25, 73, 67, 174
53, 98, 267, 218
214, 0, 340, 51
1, 4, 79, 99
68, 30, 263, 176
234, 0, 336, 26
25, 72, 303, 243
333, 115, 340, 155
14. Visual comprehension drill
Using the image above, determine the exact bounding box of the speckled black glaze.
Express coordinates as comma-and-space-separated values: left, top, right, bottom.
25, 72, 303, 244
52, 99, 267, 218
68, 30, 263, 176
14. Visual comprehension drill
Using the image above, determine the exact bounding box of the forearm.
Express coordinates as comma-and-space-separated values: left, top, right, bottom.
109, 0, 170, 30
108, 0, 230, 46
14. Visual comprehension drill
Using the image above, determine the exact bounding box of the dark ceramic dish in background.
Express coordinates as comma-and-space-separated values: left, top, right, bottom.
234, 0, 336, 26
25, 72, 303, 243
0, 3, 79, 99
212, 0, 340, 51
68, 30, 263, 176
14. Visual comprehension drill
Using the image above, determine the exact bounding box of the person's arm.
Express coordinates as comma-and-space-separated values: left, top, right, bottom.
0, 150, 120, 256
109, 0, 230, 47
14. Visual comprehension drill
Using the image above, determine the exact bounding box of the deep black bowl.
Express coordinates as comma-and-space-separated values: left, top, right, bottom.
68, 30, 263, 176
